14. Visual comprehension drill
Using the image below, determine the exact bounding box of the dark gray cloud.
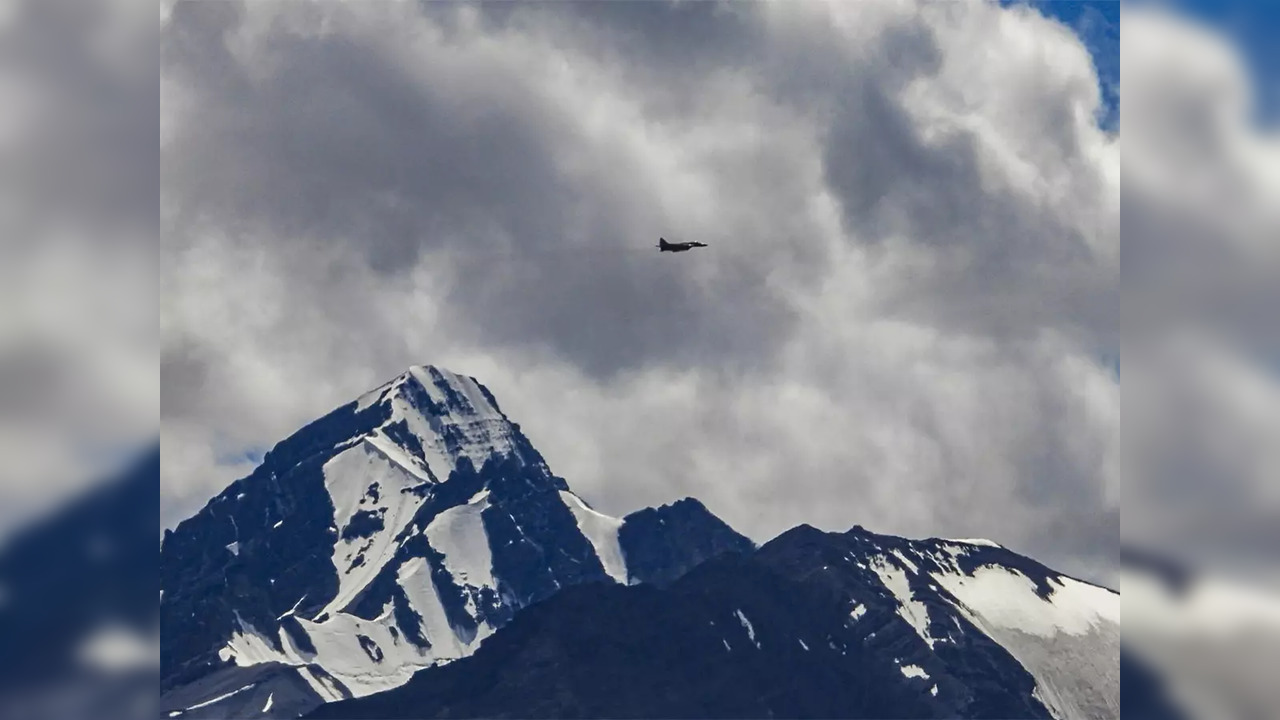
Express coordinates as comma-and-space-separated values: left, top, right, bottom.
161, 0, 819, 380
813, 13, 1113, 348
161, 0, 1121, 582
3, 0, 157, 238
1120, 6, 1279, 577
1, 0, 157, 534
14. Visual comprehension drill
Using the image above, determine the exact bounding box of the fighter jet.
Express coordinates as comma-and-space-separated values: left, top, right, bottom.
657, 237, 708, 253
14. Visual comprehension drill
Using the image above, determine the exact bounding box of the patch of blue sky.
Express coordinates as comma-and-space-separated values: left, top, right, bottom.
215, 447, 266, 467
1145, 0, 1280, 126
1002, 0, 1120, 132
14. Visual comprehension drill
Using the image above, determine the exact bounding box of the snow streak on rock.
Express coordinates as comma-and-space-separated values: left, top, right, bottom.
559, 491, 628, 584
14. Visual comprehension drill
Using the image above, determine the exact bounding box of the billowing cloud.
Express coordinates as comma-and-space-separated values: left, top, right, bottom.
1121, 6, 1280, 576
0, 0, 158, 534
161, 0, 1119, 582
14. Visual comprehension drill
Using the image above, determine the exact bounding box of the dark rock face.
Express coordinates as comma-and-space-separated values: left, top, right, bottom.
159, 366, 754, 718
480, 466, 607, 607
159, 395, 390, 693
618, 497, 757, 586
308, 553, 937, 720
156, 662, 330, 720
754, 525, 1050, 719
160, 443, 342, 692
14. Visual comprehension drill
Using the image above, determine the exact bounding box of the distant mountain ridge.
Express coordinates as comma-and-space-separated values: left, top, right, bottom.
308, 523, 1119, 720
160, 366, 753, 719
161, 365, 1119, 720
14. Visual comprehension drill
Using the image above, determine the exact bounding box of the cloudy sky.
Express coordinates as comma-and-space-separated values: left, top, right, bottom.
159, 0, 1122, 584
1122, 2, 1280, 582
151, 0, 1275, 588
0, 0, 157, 534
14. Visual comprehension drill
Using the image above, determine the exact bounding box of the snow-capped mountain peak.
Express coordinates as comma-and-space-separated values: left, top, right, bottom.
161, 366, 754, 719
353, 364, 538, 476
162, 366, 1118, 720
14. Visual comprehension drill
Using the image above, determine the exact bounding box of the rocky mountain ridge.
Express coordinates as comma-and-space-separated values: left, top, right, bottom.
161, 365, 1118, 720
160, 366, 753, 718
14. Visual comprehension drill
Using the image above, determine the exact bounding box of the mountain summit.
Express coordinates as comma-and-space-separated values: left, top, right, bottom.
162, 365, 1119, 720
160, 366, 753, 718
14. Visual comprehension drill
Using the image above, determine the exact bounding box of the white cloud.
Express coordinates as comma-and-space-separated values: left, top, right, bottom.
160, 0, 1117, 580
1121, 6, 1280, 571
0, 0, 157, 535
1119, 7, 1280, 716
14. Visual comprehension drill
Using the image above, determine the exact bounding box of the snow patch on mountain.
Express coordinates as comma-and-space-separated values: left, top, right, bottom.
297, 666, 346, 703
290, 611, 426, 694
827, 531, 1119, 720
899, 663, 928, 680
216, 549, 499, 703
396, 557, 483, 660
425, 489, 496, 589
363, 434, 433, 483
182, 682, 257, 712
734, 609, 759, 648
949, 538, 1002, 548
320, 441, 431, 619
400, 366, 521, 470
558, 491, 627, 584
869, 555, 936, 648
932, 566, 1117, 638
218, 611, 284, 667
932, 565, 1120, 720
353, 376, 391, 409
890, 549, 919, 574
277, 594, 307, 621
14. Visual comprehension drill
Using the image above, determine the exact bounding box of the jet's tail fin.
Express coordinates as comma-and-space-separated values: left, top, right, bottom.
658, 238, 668, 249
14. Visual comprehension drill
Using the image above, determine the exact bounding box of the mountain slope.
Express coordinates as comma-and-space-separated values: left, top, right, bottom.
759, 525, 1119, 720
308, 553, 940, 720
160, 366, 753, 719
308, 524, 1119, 720
162, 364, 1119, 720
